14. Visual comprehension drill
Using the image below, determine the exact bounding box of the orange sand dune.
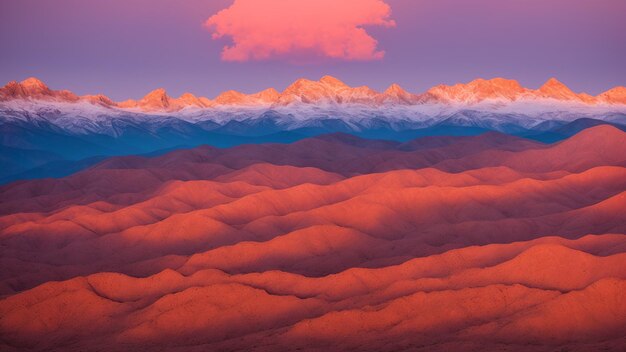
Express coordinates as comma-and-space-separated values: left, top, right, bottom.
1, 237, 625, 351
1, 165, 623, 293
0, 127, 625, 351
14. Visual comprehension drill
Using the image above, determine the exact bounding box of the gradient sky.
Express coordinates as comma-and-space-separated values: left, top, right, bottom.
0, 0, 624, 100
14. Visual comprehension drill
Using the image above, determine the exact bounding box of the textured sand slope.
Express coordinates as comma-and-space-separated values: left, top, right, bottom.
0, 126, 625, 351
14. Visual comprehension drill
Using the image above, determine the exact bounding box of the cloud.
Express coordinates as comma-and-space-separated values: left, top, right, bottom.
205, 0, 395, 62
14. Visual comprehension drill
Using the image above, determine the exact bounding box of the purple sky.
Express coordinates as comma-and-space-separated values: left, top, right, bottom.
1, 0, 624, 100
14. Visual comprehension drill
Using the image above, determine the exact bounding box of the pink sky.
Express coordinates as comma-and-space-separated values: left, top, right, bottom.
0, 0, 624, 99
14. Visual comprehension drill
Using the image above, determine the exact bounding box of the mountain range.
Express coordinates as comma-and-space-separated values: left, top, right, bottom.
1, 77, 625, 351
1, 76, 625, 184
2, 76, 626, 109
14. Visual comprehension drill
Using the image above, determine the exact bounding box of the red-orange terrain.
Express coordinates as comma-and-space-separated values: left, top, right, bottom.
1, 125, 625, 351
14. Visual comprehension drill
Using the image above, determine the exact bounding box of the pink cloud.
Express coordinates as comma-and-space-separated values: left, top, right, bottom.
205, 0, 396, 62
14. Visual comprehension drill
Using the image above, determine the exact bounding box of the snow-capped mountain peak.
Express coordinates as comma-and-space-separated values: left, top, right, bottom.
1, 76, 625, 118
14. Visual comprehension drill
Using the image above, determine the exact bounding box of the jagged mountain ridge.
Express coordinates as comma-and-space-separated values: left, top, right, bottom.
1, 76, 625, 184
2, 76, 625, 111
1, 76, 625, 137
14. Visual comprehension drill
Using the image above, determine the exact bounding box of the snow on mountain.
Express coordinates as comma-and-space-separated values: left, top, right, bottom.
1, 76, 625, 135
